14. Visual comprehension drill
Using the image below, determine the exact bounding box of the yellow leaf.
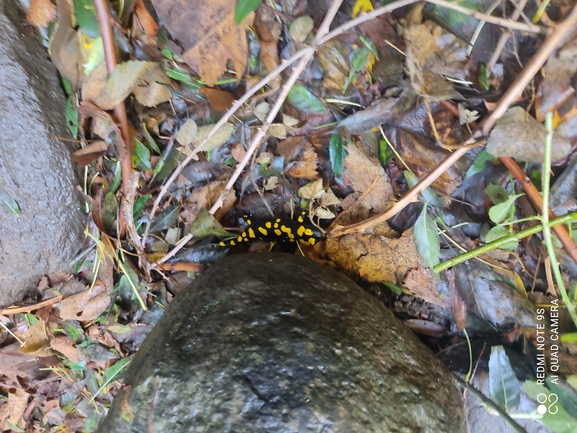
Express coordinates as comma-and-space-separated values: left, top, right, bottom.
352, 0, 374, 18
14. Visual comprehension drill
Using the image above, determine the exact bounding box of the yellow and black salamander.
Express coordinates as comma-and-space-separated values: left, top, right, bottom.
219, 211, 323, 247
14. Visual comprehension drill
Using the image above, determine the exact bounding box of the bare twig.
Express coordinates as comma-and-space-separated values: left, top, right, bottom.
94, 0, 132, 238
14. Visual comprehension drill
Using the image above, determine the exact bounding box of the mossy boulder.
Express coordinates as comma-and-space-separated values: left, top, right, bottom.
97, 253, 465, 432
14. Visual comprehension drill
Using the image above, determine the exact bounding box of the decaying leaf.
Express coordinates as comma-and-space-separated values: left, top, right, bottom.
50, 0, 85, 88
176, 119, 199, 146
326, 228, 426, 284
200, 88, 236, 111
0, 388, 28, 430
72, 140, 108, 167
59, 284, 111, 321
289, 16, 314, 43
317, 40, 350, 91
404, 22, 466, 101
338, 142, 395, 225
486, 107, 571, 163
539, 38, 577, 117
254, 7, 281, 75
27, 0, 57, 28
150, 0, 254, 87
20, 319, 53, 357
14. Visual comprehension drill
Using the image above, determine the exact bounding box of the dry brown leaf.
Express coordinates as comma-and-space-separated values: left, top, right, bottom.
230, 142, 247, 162
487, 106, 571, 163
200, 88, 236, 111
338, 141, 395, 225
151, 0, 254, 86
0, 387, 28, 430
20, 318, 53, 357
0, 343, 47, 384
27, 0, 56, 28
287, 142, 319, 179
72, 140, 108, 167
50, 336, 80, 362
404, 22, 466, 101
134, 81, 173, 107
50, 0, 85, 88
135, 0, 159, 36
403, 267, 443, 308
317, 40, 350, 90
254, 7, 281, 75
59, 285, 111, 321
183, 179, 236, 222
326, 228, 423, 284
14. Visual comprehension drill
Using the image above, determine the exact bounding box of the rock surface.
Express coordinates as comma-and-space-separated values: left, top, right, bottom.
0, 1, 85, 307
97, 253, 466, 433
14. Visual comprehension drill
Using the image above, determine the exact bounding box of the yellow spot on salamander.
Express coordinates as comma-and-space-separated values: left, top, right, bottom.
281, 225, 291, 233
242, 232, 247, 238
308, 238, 316, 245
258, 227, 268, 236
265, 221, 272, 229
219, 241, 226, 246
274, 229, 282, 236
230, 240, 236, 246
297, 215, 304, 223
237, 236, 243, 242
297, 226, 305, 237
245, 219, 252, 225
304, 228, 314, 236
287, 232, 295, 239
248, 228, 256, 238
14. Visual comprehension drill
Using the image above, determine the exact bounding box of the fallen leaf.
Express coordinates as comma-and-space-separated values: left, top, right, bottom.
404, 22, 466, 101
486, 107, 571, 163
0, 388, 28, 430
27, 0, 57, 28
0, 343, 48, 384
200, 87, 236, 111
289, 15, 314, 43
151, 0, 254, 86
50, 336, 80, 362
176, 119, 198, 145
72, 140, 108, 167
135, 0, 159, 37
59, 285, 111, 321
317, 40, 350, 90
254, 7, 281, 74
134, 81, 173, 107
20, 318, 53, 357
403, 267, 443, 308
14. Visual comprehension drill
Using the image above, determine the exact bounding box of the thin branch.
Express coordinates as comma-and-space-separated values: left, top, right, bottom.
94, 0, 132, 237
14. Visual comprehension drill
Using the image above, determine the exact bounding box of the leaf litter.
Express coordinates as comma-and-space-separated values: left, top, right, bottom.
4, 0, 577, 431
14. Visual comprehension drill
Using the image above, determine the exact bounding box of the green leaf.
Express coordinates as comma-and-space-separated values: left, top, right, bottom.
413, 205, 440, 268
89, 356, 133, 403
0, 188, 20, 216
479, 63, 489, 91
561, 332, 577, 344
484, 184, 509, 205
489, 346, 520, 411
74, 0, 100, 38
109, 161, 122, 194
485, 226, 518, 250
65, 95, 79, 139
134, 194, 152, 223
287, 82, 325, 114
329, 133, 347, 177
383, 281, 403, 296
149, 203, 179, 232
190, 208, 231, 238
132, 139, 152, 171
404, 171, 442, 208
488, 193, 523, 224
142, 123, 161, 153
235, 0, 263, 24
465, 149, 496, 178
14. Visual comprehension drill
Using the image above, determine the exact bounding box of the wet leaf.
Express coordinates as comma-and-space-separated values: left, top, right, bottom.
489, 346, 520, 411
413, 205, 440, 268
289, 16, 314, 43
132, 139, 152, 170
0, 188, 20, 216
72, 140, 108, 167
487, 107, 571, 163
287, 82, 325, 114
317, 40, 350, 90
150, 203, 180, 232
329, 133, 347, 177
189, 208, 230, 238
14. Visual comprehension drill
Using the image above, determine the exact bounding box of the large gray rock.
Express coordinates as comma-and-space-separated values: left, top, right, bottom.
97, 253, 466, 433
0, 1, 85, 307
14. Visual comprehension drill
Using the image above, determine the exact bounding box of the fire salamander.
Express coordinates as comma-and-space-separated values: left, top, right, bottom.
219, 211, 323, 247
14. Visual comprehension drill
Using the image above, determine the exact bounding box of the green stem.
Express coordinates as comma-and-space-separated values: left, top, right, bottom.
542, 114, 577, 327
434, 212, 577, 272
